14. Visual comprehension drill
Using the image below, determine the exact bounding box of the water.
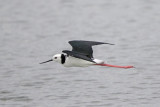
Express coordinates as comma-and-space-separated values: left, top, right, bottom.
0, 0, 160, 107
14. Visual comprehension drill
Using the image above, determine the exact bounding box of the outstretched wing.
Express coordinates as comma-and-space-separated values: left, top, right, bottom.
62, 50, 95, 63
68, 40, 114, 58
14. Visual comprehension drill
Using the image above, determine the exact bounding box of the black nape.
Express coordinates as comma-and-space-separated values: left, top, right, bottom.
61, 54, 65, 64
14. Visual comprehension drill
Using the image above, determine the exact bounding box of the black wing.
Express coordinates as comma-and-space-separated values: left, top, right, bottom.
62, 50, 95, 63
68, 40, 114, 58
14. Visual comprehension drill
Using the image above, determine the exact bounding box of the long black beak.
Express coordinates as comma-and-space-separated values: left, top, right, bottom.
39, 59, 53, 64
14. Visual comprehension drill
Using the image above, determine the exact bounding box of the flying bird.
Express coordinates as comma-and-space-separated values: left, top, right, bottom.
40, 40, 134, 68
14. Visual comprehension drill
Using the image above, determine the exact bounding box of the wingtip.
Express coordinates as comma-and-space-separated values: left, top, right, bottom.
105, 43, 115, 45
109, 43, 115, 45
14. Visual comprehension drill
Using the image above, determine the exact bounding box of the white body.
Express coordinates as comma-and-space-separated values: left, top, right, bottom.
64, 56, 104, 67
64, 56, 94, 67
52, 54, 105, 67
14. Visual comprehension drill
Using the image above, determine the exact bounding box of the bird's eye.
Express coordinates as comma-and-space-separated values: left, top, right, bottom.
54, 57, 57, 59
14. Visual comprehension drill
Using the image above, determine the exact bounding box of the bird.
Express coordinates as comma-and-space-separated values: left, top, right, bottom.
40, 40, 134, 68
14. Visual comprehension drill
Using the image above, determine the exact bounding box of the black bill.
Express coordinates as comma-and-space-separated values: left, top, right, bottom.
39, 59, 53, 64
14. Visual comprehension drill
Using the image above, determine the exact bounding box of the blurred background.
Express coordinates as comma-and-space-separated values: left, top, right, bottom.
0, 0, 160, 107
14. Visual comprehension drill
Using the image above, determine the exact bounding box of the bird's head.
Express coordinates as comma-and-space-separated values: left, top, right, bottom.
40, 54, 64, 64
52, 54, 62, 63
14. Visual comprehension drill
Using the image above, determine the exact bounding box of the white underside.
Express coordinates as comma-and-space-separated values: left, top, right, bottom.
63, 56, 104, 67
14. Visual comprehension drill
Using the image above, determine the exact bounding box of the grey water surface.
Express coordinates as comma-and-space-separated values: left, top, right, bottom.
0, 0, 160, 107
